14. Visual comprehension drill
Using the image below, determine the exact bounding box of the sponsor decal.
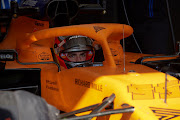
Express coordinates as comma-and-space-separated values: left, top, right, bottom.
46, 80, 59, 91
150, 107, 180, 120
35, 21, 44, 27
75, 79, 102, 92
0, 50, 15, 61
128, 80, 180, 100
38, 52, 51, 60
75, 79, 90, 88
0, 54, 13, 60
93, 26, 106, 33
69, 35, 85, 40
91, 82, 102, 92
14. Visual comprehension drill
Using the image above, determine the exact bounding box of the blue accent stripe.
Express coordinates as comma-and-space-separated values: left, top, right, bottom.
149, 0, 152, 17
151, 0, 154, 17
1, 0, 5, 9
1, 0, 21, 9
4, 0, 10, 9
149, 0, 154, 17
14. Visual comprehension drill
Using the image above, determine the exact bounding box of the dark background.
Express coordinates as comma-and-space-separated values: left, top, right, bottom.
1, 0, 180, 55
73, 0, 180, 55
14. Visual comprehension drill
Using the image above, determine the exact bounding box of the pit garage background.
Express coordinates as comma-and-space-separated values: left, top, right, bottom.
0, 0, 180, 54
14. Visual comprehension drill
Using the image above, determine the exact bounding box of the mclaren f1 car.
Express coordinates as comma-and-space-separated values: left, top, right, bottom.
0, 14, 180, 120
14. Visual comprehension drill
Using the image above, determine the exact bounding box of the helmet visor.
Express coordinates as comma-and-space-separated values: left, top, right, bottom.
59, 50, 94, 62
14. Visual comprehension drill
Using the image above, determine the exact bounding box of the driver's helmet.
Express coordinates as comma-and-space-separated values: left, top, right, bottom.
57, 35, 95, 69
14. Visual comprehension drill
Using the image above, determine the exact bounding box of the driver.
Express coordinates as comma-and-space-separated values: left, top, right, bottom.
55, 35, 95, 69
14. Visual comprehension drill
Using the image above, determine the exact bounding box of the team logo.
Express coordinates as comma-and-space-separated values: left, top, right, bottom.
38, 52, 51, 60
150, 107, 180, 120
93, 26, 106, 33
35, 21, 44, 27
60, 53, 67, 59
88, 51, 93, 56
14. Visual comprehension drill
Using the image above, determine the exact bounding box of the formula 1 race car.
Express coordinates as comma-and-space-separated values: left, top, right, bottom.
0, 14, 180, 120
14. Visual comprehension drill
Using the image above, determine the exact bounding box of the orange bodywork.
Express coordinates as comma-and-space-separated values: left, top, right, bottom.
1, 16, 180, 120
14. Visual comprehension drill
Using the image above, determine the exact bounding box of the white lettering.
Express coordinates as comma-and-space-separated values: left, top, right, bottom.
0, 54, 13, 59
